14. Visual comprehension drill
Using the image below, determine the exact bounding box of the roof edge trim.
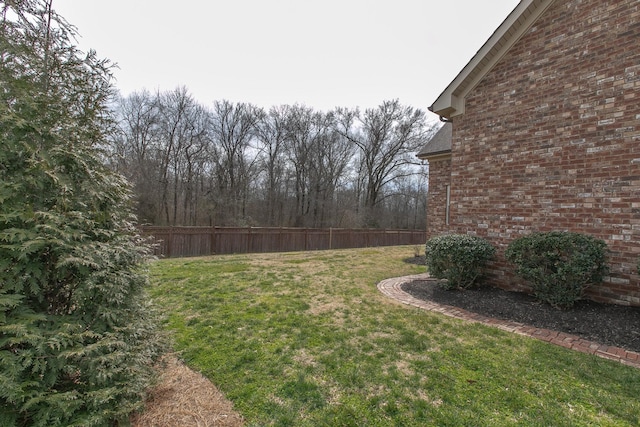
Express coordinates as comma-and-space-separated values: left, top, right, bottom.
430, 0, 556, 119
417, 151, 452, 162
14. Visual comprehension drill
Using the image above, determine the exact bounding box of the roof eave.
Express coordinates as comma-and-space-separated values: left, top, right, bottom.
429, 94, 463, 119
430, 0, 556, 119
417, 151, 452, 162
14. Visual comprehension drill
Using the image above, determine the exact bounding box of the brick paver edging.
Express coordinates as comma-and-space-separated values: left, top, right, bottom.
378, 274, 640, 369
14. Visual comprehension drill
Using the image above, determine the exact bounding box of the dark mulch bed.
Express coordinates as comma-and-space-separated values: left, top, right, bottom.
403, 256, 640, 353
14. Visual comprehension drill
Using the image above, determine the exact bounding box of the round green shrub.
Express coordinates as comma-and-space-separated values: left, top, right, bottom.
425, 234, 496, 290
505, 231, 608, 308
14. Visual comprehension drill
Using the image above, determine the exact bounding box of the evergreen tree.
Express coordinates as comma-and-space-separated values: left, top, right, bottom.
0, 1, 165, 425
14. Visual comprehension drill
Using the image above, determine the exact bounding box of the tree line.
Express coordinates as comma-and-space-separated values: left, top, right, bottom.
108, 88, 436, 229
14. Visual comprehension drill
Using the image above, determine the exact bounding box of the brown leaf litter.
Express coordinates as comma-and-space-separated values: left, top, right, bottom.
130, 354, 244, 427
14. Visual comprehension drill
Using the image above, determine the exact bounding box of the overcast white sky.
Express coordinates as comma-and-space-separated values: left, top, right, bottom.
52, 0, 520, 118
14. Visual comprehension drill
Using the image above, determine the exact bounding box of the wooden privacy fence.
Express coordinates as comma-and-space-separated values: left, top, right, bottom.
141, 226, 427, 258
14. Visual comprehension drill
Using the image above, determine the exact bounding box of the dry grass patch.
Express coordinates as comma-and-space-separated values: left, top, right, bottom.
307, 300, 348, 317
293, 349, 318, 368
393, 359, 415, 377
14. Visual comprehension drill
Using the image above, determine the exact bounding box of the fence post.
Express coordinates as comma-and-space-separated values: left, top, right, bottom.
210, 226, 215, 255
329, 227, 332, 250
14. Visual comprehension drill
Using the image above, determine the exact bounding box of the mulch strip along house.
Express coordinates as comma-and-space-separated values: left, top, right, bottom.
419, 0, 640, 306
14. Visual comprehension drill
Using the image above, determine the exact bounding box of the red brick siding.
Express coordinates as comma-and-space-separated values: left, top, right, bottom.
425, 157, 452, 240
448, 0, 640, 305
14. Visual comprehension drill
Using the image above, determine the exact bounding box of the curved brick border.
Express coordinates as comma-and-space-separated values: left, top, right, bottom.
378, 274, 640, 369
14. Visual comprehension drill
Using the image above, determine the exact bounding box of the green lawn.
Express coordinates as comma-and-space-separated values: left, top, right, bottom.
149, 246, 640, 426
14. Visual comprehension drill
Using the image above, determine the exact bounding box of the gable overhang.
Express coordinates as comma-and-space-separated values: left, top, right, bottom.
417, 151, 451, 162
430, 0, 557, 120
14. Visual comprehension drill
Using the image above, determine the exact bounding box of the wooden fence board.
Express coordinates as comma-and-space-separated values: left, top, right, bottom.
141, 226, 426, 258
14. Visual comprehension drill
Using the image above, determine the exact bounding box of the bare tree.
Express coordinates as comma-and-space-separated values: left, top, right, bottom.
110, 90, 161, 223
209, 100, 263, 225
337, 100, 429, 226
306, 111, 354, 227
177, 101, 211, 225
155, 87, 205, 225
380, 168, 428, 229
254, 105, 290, 225
280, 105, 310, 226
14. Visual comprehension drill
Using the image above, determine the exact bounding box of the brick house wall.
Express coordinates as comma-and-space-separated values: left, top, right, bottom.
441, 0, 640, 305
